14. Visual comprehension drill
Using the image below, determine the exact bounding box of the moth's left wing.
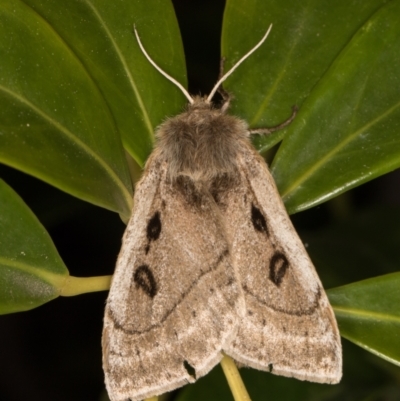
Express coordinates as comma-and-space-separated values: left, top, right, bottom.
103, 158, 242, 401
222, 145, 342, 384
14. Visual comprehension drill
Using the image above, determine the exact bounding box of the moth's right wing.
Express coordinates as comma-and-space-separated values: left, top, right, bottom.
222, 146, 342, 384
103, 156, 242, 401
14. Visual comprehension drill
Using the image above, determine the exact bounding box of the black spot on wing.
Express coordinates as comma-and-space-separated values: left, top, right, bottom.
183, 360, 196, 379
146, 211, 162, 241
134, 265, 158, 298
110, 247, 230, 334
251, 204, 269, 235
269, 252, 289, 286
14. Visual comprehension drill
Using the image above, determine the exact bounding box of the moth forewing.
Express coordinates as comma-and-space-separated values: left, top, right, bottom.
103, 154, 243, 401
222, 146, 342, 383
102, 26, 342, 401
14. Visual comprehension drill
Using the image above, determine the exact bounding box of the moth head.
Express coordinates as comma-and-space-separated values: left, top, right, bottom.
134, 24, 273, 106
187, 96, 214, 111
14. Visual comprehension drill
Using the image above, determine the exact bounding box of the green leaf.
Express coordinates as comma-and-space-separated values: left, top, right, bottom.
0, 0, 133, 218
0, 179, 68, 314
328, 273, 400, 367
222, 0, 388, 142
222, 0, 400, 214
21, 0, 188, 166
271, 1, 400, 213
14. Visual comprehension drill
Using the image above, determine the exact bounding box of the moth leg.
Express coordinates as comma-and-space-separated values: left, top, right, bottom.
249, 105, 298, 136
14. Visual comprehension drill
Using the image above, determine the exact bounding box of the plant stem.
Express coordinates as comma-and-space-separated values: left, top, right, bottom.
60, 275, 112, 296
220, 355, 252, 401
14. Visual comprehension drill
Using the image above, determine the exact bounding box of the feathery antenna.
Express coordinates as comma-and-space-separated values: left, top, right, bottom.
206, 24, 273, 103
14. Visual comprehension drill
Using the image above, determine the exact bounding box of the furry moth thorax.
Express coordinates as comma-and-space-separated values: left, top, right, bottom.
154, 96, 249, 183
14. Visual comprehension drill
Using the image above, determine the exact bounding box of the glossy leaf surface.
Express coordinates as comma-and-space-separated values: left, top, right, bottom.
0, 1, 134, 218
22, 0, 188, 166
273, 1, 400, 213
0, 0, 187, 219
328, 273, 400, 367
0, 180, 68, 314
222, 0, 389, 132
222, 0, 400, 214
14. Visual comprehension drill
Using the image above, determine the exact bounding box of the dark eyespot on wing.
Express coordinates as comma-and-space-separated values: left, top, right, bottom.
133, 265, 158, 298
269, 363, 273, 373
269, 252, 289, 286
183, 360, 196, 379
146, 211, 162, 241
251, 204, 269, 235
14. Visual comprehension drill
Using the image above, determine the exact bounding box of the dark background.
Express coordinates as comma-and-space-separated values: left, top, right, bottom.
1, 0, 399, 400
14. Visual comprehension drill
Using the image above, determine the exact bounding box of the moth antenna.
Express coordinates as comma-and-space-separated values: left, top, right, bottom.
134, 25, 194, 104
207, 24, 273, 103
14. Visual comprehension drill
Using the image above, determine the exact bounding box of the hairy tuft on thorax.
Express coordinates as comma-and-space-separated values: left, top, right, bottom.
154, 96, 249, 182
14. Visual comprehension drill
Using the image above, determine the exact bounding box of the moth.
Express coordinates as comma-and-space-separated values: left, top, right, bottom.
103, 25, 342, 401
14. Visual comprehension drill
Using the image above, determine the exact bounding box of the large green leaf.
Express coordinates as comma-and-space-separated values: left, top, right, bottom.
22, 0, 188, 166
0, 179, 68, 314
222, 0, 400, 214
222, 0, 388, 136
0, 0, 187, 219
0, 0, 134, 218
273, 0, 400, 213
328, 273, 400, 367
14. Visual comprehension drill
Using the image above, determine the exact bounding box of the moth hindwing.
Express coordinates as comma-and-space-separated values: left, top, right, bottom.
102, 25, 342, 401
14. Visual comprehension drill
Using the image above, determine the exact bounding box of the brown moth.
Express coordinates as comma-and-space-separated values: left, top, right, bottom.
102, 25, 342, 401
